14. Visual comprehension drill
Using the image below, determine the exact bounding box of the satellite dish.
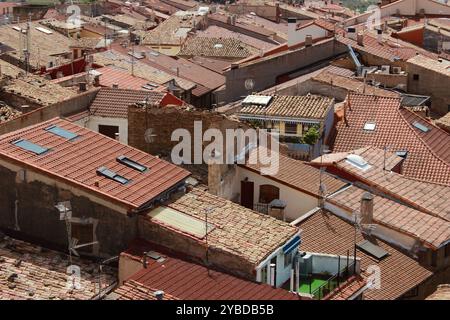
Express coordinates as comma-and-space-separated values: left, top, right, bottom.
244, 78, 255, 90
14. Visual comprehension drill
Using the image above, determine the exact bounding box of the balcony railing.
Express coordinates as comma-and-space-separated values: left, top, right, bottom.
253, 203, 270, 215
309, 261, 357, 300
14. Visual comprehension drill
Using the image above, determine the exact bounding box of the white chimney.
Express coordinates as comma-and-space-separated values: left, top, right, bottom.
347, 27, 357, 40
377, 29, 383, 43
114, 132, 120, 141
288, 17, 297, 48
305, 35, 313, 47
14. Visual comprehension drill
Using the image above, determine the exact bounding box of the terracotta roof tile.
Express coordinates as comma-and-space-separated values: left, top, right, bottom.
243, 148, 348, 198
328, 185, 450, 248
179, 37, 259, 59
0, 236, 116, 300
145, 187, 299, 265
238, 94, 334, 120
89, 87, 167, 118
297, 209, 433, 300
331, 93, 450, 185
114, 240, 301, 300
0, 118, 190, 210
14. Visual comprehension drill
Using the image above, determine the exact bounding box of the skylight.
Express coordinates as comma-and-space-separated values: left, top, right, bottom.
12, 139, 48, 155
345, 154, 371, 171
97, 166, 130, 184
363, 121, 376, 131
412, 121, 430, 133
117, 156, 147, 172
357, 240, 389, 260
396, 150, 408, 159
45, 125, 79, 140
148, 206, 215, 239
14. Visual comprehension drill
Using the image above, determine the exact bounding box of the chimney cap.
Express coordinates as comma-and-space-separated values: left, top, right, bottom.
362, 192, 374, 201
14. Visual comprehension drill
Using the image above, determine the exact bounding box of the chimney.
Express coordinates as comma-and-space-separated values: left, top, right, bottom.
357, 32, 364, 46
288, 17, 297, 48
269, 263, 276, 288
79, 82, 87, 92
93, 76, 100, 87
360, 192, 374, 225
305, 35, 313, 47
114, 132, 120, 141
346, 27, 357, 40
112, 83, 119, 89
377, 29, 383, 43
154, 290, 164, 300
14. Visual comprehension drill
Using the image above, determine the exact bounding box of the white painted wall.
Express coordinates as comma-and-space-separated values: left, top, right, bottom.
288, 24, 328, 48
74, 116, 129, 144
324, 201, 418, 251
237, 166, 320, 222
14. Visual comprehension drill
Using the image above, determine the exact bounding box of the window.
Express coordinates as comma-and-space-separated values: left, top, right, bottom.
98, 125, 119, 140
285, 123, 297, 135
117, 156, 147, 172
363, 121, 376, 131
45, 125, 79, 140
396, 150, 408, 159
284, 252, 293, 268
97, 166, 130, 184
413, 74, 419, 80
345, 154, 371, 171
260, 266, 267, 284
12, 139, 48, 155
259, 185, 280, 204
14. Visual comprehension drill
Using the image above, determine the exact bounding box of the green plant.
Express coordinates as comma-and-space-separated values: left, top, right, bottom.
303, 126, 320, 146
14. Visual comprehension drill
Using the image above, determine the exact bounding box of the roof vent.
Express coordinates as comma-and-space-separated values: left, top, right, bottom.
213, 43, 223, 49
154, 290, 164, 300
345, 154, 371, 171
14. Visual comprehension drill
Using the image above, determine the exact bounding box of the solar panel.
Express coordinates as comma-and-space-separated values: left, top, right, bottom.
45, 125, 79, 140
97, 166, 130, 184
356, 240, 389, 260
12, 139, 48, 155
117, 156, 147, 172
412, 121, 430, 133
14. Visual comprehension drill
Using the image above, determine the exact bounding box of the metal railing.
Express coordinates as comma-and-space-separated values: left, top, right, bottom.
309, 261, 356, 300
253, 203, 270, 215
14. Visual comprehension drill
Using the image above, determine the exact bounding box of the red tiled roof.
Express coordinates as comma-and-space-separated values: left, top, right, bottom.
242, 148, 348, 198
117, 239, 302, 300
0, 118, 190, 210
331, 93, 450, 185
95, 66, 167, 92
89, 87, 167, 118
297, 209, 433, 300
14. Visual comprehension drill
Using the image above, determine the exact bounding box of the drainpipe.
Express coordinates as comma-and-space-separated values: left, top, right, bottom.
14, 190, 20, 231
270, 263, 276, 288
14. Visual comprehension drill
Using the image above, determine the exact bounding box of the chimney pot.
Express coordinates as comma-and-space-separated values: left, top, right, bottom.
79, 82, 87, 92
305, 35, 313, 47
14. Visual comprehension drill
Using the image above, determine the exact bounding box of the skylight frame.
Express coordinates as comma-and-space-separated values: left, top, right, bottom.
45, 125, 79, 140
12, 139, 49, 155
117, 155, 148, 173
412, 121, 430, 133
345, 154, 371, 171
97, 166, 130, 185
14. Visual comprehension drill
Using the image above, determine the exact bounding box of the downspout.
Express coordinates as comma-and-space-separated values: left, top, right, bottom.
14, 189, 20, 231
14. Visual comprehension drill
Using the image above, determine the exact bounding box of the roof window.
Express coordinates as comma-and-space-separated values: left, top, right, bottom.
117, 156, 147, 172
12, 139, 48, 155
363, 121, 376, 131
45, 125, 79, 140
97, 166, 130, 184
357, 240, 389, 260
412, 121, 430, 133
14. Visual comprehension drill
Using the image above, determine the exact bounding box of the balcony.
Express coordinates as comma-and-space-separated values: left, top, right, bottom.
285, 252, 361, 300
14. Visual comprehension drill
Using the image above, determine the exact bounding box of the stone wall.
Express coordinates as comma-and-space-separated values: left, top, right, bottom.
0, 164, 138, 257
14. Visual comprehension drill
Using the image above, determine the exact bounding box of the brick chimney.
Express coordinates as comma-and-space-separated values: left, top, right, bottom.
360, 192, 374, 225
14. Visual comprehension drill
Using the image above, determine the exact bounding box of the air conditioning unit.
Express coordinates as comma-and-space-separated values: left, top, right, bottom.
380, 65, 390, 74
392, 67, 401, 74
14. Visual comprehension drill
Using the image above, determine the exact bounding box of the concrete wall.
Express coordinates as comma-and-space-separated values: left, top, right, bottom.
74, 115, 128, 144
406, 61, 450, 115
223, 39, 348, 102
0, 89, 99, 135
288, 24, 328, 48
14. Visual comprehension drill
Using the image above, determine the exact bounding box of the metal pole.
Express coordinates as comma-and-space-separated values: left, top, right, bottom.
337, 256, 341, 288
